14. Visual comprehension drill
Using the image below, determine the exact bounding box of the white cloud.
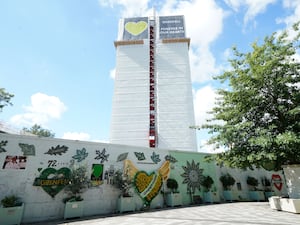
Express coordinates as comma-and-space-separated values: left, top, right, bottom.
62, 132, 91, 141
222, 48, 232, 60
199, 139, 226, 153
193, 85, 217, 126
193, 85, 228, 153
224, 0, 242, 12
62, 132, 109, 143
10, 93, 67, 127
110, 68, 116, 79
224, 0, 277, 26
278, 0, 300, 26
275, 0, 300, 62
98, 0, 151, 17
159, 0, 227, 82
219, 48, 234, 72
161, 0, 225, 46
190, 46, 220, 83
244, 0, 277, 25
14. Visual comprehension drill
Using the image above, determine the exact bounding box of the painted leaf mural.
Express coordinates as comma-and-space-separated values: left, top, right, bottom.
95, 148, 109, 163
19, 143, 35, 156
165, 155, 178, 163
117, 152, 128, 162
0, 140, 8, 153
134, 152, 146, 161
45, 145, 68, 155
151, 152, 161, 164
72, 148, 88, 162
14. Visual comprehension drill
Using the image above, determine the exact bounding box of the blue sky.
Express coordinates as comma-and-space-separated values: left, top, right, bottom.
1, 0, 299, 152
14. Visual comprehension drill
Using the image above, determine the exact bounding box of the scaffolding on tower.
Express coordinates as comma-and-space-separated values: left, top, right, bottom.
149, 18, 156, 148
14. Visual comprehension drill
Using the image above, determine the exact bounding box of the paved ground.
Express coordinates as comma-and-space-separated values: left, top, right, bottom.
24, 202, 300, 225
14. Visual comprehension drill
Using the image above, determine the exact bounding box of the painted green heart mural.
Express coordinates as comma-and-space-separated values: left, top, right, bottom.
125, 21, 148, 36
134, 171, 163, 205
33, 167, 71, 198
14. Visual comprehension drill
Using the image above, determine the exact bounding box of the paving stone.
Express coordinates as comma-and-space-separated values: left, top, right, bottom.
24, 202, 300, 225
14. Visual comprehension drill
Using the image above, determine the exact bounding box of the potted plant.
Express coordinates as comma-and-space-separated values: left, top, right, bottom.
165, 178, 182, 207
201, 175, 219, 203
261, 176, 273, 200
63, 164, 90, 219
247, 176, 264, 201
166, 178, 179, 193
247, 176, 258, 190
201, 175, 214, 192
114, 169, 135, 213
220, 173, 235, 202
0, 195, 24, 225
114, 169, 133, 197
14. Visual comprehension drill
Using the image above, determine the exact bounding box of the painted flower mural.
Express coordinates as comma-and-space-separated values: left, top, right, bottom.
181, 160, 204, 193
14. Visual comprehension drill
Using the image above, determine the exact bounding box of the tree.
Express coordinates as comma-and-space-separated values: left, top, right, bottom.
0, 88, 14, 112
202, 22, 300, 171
22, 124, 55, 137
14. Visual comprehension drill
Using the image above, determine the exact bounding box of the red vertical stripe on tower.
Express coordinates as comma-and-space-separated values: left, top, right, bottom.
149, 22, 156, 148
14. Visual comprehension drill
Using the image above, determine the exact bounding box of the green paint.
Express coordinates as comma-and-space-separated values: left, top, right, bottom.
92, 164, 103, 178
33, 167, 71, 198
19, 143, 35, 156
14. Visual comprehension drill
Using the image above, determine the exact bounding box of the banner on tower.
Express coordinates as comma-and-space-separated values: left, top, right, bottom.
123, 17, 149, 40
159, 15, 185, 39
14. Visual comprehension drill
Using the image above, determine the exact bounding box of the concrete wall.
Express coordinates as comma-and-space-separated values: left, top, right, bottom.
0, 133, 285, 223
0, 133, 175, 223
283, 165, 300, 198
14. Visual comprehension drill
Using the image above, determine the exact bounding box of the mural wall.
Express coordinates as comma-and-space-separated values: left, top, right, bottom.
0, 133, 286, 223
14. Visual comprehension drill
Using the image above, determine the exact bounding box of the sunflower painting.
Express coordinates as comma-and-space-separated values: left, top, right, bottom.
181, 160, 204, 193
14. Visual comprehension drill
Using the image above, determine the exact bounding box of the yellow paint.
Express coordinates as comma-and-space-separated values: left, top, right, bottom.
125, 21, 148, 36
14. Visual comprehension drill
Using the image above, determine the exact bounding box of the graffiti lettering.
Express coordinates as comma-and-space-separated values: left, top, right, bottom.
38, 179, 69, 186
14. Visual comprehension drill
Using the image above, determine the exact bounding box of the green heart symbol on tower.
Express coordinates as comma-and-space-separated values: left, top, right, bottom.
125, 21, 148, 36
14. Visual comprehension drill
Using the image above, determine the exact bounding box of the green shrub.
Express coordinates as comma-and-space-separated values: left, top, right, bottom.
1, 195, 22, 208
64, 165, 90, 203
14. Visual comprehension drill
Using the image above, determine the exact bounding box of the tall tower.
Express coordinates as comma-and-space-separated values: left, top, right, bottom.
110, 15, 197, 151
